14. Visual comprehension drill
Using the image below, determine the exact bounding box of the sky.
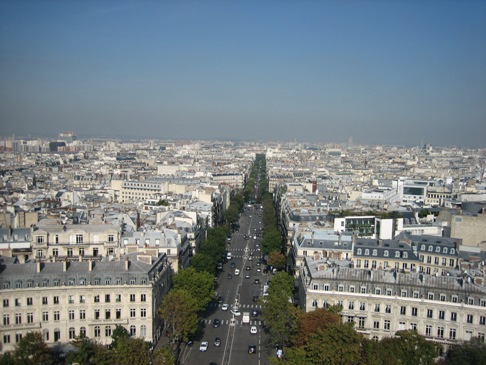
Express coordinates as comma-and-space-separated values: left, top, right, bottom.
1, 1, 485, 148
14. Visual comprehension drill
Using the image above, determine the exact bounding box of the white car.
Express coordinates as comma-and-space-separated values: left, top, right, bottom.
250, 326, 257, 334
199, 341, 209, 352
234, 269, 240, 275
221, 303, 229, 311
231, 309, 241, 317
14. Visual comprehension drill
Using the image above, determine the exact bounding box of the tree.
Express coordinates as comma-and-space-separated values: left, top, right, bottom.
13, 332, 52, 365
261, 227, 282, 255
445, 337, 486, 365
190, 253, 216, 274
112, 336, 151, 365
158, 288, 199, 344
151, 345, 176, 365
110, 324, 129, 349
379, 330, 439, 365
173, 267, 214, 312
66, 336, 99, 365
291, 308, 341, 347
267, 250, 287, 270
304, 323, 363, 365
225, 204, 240, 225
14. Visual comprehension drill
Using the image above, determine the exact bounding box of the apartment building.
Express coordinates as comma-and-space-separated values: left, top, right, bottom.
0, 252, 171, 354
299, 256, 486, 347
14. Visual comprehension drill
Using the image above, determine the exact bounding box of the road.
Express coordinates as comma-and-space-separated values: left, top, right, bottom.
180, 205, 275, 365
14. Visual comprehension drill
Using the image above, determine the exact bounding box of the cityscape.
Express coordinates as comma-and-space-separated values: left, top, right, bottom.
1, 1, 486, 364
0, 133, 485, 364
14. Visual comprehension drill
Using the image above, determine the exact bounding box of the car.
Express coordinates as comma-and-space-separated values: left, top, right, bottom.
254, 278, 260, 284
230, 262, 236, 268
248, 256, 253, 261
256, 262, 261, 266
221, 303, 229, 311
200, 341, 209, 352
245, 274, 250, 279
246, 266, 251, 270
234, 269, 240, 275
212, 319, 221, 328
252, 295, 259, 302
256, 268, 261, 272
217, 296, 223, 304
214, 337, 221, 347
250, 326, 257, 334
248, 345, 257, 354
227, 273, 232, 279
252, 309, 258, 317
230, 309, 241, 317
253, 236, 257, 239
217, 263, 223, 270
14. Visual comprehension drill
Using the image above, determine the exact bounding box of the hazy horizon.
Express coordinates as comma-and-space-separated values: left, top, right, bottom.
1, 1, 485, 148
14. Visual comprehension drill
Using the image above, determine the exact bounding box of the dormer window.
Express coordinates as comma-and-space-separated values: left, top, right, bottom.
395, 251, 400, 258
384, 250, 389, 257
450, 248, 455, 254
443, 247, 448, 254
357, 249, 362, 255
365, 249, 370, 256
421, 244, 426, 251
435, 246, 440, 253
428, 246, 433, 252
372, 249, 377, 256
403, 252, 408, 259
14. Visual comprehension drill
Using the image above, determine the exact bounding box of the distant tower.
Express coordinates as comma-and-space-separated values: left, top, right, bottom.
348, 136, 353, 147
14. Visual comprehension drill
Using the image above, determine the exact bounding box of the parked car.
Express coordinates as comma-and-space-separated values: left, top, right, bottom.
200, 341, 209, 352
217, 296, 223, 304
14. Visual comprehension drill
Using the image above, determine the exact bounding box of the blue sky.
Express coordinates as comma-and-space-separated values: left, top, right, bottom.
1, 0, 485, 147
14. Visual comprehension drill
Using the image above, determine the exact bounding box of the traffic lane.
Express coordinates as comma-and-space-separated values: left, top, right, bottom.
230, 322, 262, 365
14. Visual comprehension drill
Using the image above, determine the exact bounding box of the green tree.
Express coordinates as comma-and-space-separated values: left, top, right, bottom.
110, 324, 129, 349
261, 227, 282, 255
112, 336, 151, 365
158, 289, 199, 344
189, 253, 216, 274
446, 336, 486, 365
66, 336, 99, 365
151, 345, 176, 365
225, 204, 240, 225
304, 323, 363, 365
380, 330, 439, 365
173, 267, 214, 312
13, 332, 52, 365
267, 250, 287, 270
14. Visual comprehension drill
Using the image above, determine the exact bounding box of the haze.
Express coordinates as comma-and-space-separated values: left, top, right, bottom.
1, 1, 485, 147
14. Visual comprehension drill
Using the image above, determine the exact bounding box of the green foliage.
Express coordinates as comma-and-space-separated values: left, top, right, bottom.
189, 253, 216, 274
445, 337, 486, 365
151, 345, 176, 365
418, 209, 430, 218
110, 324, 129, 349
156, 199, 169, 206
158, 288, 199, 343
66, 335, 100, 365
173, 267, 214, 312
11, 332, 52, 365
261, 227, 282, 255
378, 330, 439, 365
112, 336, 151, 365
225, 203, 240, 225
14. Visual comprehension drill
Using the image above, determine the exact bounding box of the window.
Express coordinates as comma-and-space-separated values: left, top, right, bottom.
141, 308, 146, 318
375, 288, 381, 295
348, 301, 354, 310
338, 285, 344, 292
94, 326, 100, 337
116, 309, 121, 319
480, 316, 486, 325
15, 313, 21, 325
452, 295, 458, 303
437, 326, 444, 338
69, 310, 75, 320
105, 294, 110, 303
384, 250, 389, 257
141, 294, 146, 302
374, 304, 380, 312
313, 284, 319, 290
94, 295, 100, 303
358, 317, 365, 329
76, 234, 83, 244
410, 307, 417, 316
400, 306, 406, 315
360, 287, 366, 294
130, 325, 136, 336
350, 286, 355, 293
130, 278, 136, 285
384, 320, 390, 330
67, 248, 73, 257
80, 327, 86, 337
3, 334, 10, 344
130, 294, 136, 302
105, 310, 111, 320
373, 320, 380, 329
3, 299, 9, 307
386, 289, 392, 296
401, 290, 407, 297
54, 311, 60, 321
15, 298, 21, 307
360, 302, 366, 311
450, 328, 456, 340
451, 312, 457, 321
105, 326, 112, 337
27, 297, 33, 306
42, 312, 48, 321
427, 309, 433, 318
385, 305, 391, 313
426, 325, 432, 337
68, 295, 74, 304
69, 327, 76, 339
16, 333, 23, 343
427, 293, 434, 300
3, 315, 9, 325
467, 314, 474, 324
141, 325, 147, 337
37, 236, 44, 244
468, 297, 474, 305
80, 295, 85, 304
130, 309, 136, 318
324, 284, 330, 291
105, 278, 111, 285
94, 278, 100, 285
108, 234, 114, 242
411, 323, 417, 331
116, 294, 121, 303
54, 296, 59, 304
80, 310, 86, 320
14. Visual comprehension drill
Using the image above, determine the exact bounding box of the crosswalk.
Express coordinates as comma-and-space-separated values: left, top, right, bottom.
208, 302, 261, 310
201, 318, 264, 326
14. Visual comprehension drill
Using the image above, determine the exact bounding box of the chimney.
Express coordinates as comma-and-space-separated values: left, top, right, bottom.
63, 258, 68, 272
79, 255, 83, 262
88, 259, 93, 271
125, 256, 130, 271
36, 259, 41, 273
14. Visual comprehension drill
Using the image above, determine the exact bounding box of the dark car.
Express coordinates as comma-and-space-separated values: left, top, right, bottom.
254, 278, 260, 284
252, 295, 259, 302
214, 337, 221, 347
252, 309, 258, 317
230, 262, 236, 268
212, 319, 221, 328
248, 345, 257, 354
227, 273, 232, 279
217, 296, 223, 304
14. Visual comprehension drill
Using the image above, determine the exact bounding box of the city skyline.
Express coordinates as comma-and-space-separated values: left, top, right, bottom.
1, 1, 485, 148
